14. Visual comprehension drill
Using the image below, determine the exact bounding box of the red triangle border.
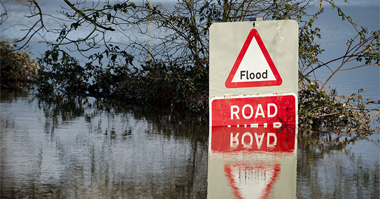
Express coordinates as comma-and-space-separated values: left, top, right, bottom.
225, 29, 282, 88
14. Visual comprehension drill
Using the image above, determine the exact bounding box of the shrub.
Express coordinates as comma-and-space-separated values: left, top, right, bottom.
0, 42, 38, 89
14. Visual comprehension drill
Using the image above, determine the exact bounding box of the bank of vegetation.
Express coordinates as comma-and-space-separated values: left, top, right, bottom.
0, 42, 38, 89
1, 0, 379, 151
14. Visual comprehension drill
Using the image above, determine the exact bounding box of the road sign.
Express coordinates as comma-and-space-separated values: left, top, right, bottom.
225, 29, 282, 88
209, 20, 298, 97
209, 20, 298, 158
211, 94, 297, 127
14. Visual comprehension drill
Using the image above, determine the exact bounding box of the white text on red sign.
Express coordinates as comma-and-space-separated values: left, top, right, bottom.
211, 94, 297, 127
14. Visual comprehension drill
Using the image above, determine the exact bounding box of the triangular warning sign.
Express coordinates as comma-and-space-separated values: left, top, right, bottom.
225, 29, 282, 88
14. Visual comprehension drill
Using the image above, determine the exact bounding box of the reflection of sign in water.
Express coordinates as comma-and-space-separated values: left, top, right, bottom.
225, 163, 281, 199
207, 124, 297, 198
210, 125, 296, 153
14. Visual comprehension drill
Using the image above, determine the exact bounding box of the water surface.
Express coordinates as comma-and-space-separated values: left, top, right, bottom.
0, 91, 208, 198
1, 91, 378, 198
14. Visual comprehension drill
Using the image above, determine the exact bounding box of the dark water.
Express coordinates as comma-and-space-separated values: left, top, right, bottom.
1, 90, 379, 198
0, 91, 208, 198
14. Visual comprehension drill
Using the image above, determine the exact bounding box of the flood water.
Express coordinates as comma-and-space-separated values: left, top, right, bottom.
1, 90, 379, 198
0, 90, 208, 198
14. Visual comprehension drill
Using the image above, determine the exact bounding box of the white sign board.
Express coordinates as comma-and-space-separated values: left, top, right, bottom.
209, 20, 298, 97
208, 20, 299, 199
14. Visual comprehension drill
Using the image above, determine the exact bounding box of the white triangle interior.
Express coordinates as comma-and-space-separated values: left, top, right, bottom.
231, 37, 276, 83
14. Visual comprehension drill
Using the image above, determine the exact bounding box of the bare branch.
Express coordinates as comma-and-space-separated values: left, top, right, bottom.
63, 0, 115, 31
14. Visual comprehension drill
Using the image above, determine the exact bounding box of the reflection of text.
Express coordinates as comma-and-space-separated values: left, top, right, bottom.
231, 132, 277, 149
238, 167, 269, 184
210, 125, 296, 153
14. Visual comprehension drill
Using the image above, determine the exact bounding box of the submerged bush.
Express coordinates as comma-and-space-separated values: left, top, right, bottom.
115, 60, 208, 113
36, 49, 208, 114
0, 42, 38, 89
299, 82, 374, 132
37, 47, 89, 95
298, 79, 379, 154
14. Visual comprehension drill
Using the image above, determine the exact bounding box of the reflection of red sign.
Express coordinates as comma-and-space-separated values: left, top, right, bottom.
225, 163, 281, 199
211, 125, 296, 153
211, 94, 296, 127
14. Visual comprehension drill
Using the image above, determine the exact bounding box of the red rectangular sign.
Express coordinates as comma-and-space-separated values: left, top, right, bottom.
210, 125, 296, 153
211, 94, 296, 127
